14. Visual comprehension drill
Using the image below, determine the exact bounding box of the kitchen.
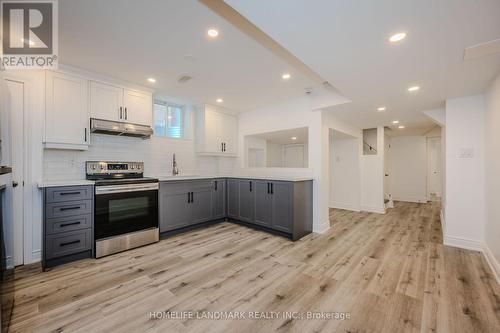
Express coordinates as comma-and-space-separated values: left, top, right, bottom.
1, 1, 500, 332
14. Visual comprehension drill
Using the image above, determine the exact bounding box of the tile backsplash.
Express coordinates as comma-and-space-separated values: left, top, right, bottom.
43, 134, 234, 180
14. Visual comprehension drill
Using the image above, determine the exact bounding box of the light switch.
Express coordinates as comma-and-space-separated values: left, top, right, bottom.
458, 148, 474, 159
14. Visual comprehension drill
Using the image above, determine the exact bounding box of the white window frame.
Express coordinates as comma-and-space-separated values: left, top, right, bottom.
153, 100, 185, 139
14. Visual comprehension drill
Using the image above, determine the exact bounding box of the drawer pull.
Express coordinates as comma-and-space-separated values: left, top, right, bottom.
60, 206, 81, 211
60, 191, 81, 196
60, 240, 80, 247
60, 221, 81, 227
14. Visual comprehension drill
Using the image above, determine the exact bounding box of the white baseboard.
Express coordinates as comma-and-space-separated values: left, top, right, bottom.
313, 219, 330, 234
31, 249, 41, 263
440, 210, 446, 236
361, 205, 386, 214
443, 235, 483, 251
392, 196, 429, 203
482, 244, 500, 285
330, 201, 361, 212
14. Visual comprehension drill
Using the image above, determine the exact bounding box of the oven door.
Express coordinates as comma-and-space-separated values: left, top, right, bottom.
95, 183, 158, 240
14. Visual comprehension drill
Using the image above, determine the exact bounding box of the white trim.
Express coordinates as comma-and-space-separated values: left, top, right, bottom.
330, 201, 361, 212
313, 219, 330, 234
482, 244, 500, 285
361, 205, 386, 214
392, 196, 428, 203
443, 235, 483, 251
440, 209, 446, 235
43, 142, 89, 150
31, 249, 41, 263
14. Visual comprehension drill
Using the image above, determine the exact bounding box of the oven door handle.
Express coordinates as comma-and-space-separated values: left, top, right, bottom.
95, 183, 159, 195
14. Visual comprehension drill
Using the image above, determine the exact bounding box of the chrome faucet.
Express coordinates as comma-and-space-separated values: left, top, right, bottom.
172, 154, 179, 176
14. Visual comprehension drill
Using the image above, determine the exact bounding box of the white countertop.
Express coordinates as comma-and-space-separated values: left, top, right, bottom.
37, 180, 95, 188
37, 175, 313, 188
158, 175, 314, 182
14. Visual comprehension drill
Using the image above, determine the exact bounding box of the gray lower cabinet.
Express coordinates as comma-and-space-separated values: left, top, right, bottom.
270, 182, 293, 233
212, 179, 226, 219
159, 180, 214, 232
254, 181, 272, 227
159, 178, 312, 241
43, 185, 94, 270
160, 187, 191, 232
226, 179, 239, 219
238, 180, 255, 223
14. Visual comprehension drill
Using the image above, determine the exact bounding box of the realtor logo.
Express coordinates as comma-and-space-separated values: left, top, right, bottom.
1, 0, 58, 69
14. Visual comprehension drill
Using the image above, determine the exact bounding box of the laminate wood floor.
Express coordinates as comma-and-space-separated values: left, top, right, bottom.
3, 201, 500, 332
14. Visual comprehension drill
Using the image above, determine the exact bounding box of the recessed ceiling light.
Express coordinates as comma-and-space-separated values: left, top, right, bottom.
291, 136, 297, 140
392, 120, 399, 124
216, 98, 223, 103
282, 73, 291, 80
389, 32, 407, 43
147, 77, 156, 83
377, 106, 386, 112
207, 29, 219, 38
398, 125, 405, 129
408, 86, 420, 92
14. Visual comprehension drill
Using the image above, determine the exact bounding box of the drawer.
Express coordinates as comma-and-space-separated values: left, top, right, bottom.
46, 214, 92, 235
45, 229, 92, 259
46, 186, 93, 203
161, 180, 213, 194
46, 200, 92, 219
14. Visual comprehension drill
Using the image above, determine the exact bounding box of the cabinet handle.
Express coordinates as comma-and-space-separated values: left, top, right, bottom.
271, 183, 274, 194
60, 191, 81, 196
60, 240, 80, 247
119, 106, 123, 119
84, 128, 87, 142
249, 181, 252, 192
215, 180, 218, 191
191, 192, 194, 203
187, 192, 191, 203
60, 206, 81, 211
221, 142, 224, 152
125, 107, 128, 120
267, 182, 270, 194
60, 221, 81, 227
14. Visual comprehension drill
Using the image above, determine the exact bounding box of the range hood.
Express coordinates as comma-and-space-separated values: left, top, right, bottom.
90, 118, 153, 139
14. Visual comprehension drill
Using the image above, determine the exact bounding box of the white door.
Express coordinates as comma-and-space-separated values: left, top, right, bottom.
283, 144, 305, 168
90, 81, 123, 122
123, 89, 152, 126
5, 79, 24, 266
428, 138, 442, 197
45, 71, 89, 147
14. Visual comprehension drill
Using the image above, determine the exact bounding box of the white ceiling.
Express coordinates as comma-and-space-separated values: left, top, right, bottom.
58, 0, 319, 111
250, 127, 308, 145
225, 0, 500, 132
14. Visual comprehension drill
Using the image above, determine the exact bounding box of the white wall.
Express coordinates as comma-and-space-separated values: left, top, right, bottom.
266, 142, 282, 167
330, 134, 360, 211
444, 95, 485, 249
389, 136, 428, 203
484, 72, 500, 280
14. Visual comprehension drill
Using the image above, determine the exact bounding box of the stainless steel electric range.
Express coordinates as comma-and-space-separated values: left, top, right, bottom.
86, 161, 159, 258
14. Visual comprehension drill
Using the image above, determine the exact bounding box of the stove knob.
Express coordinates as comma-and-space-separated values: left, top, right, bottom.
100, 165, 104, 170
131, 165, 135, 170
92, 165, 96, 170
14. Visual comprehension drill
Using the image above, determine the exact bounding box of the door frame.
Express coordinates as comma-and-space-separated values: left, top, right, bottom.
282, 143, 306, 168
427, 137, 442, 200
3, 71, 38, 266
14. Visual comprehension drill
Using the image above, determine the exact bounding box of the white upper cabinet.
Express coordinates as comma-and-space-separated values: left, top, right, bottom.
195, 104, 238, 156
123, 89, 153, 126
90, 81, 123, 121
45, 71, 89, 150
90, 81, 152, 126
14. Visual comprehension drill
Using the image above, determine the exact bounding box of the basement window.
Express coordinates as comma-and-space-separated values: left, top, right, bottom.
154, 101, 184, 139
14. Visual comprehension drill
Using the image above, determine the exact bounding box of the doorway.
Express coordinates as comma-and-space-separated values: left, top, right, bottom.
427, 137, 442, 198
4, 79, 25, 267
